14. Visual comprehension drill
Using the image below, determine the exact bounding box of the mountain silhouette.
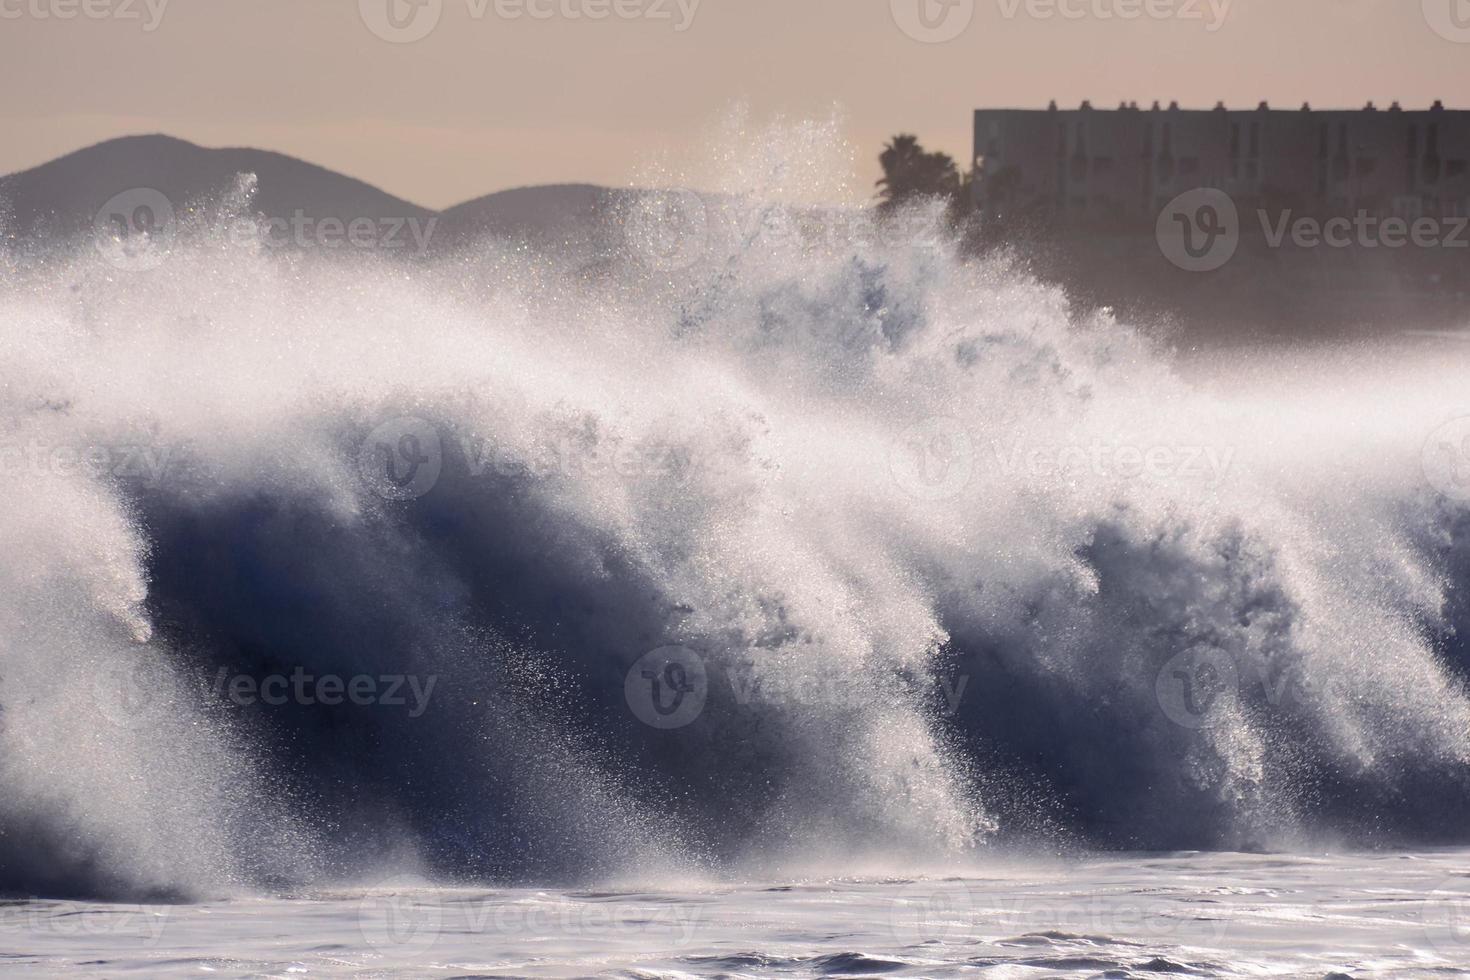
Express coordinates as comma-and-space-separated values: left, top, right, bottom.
0, 135, 720, 265
0, 135, 748, 272
435, 183, 640, 252
0, 134, 438, 244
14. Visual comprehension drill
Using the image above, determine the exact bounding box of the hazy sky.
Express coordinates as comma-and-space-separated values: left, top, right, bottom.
1, 0, 1465, 208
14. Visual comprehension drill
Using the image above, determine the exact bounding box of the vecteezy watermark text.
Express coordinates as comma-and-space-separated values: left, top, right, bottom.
209, 668, 438, 718
888, 418, 1237, 503
1159, 187, 1470, 272
1155, 647, 1356, 730
357, 877, 703, 957
0, 439, 174, 486
890, 0, 1229, 43
358, 0, 700, 43
357, 416, 721, 501
246, 212, 438, 253
623, 646, 971, 730
1259, 211, 1470, 251
991, 440, 1236, 482
90, 660, 441, 729
620, 192, 945, 273
889, 880, 1231, 946
93, 188, 438, 273
996, 0, 1230, 30
0, 0, 168, 31
0, 901, 171, 943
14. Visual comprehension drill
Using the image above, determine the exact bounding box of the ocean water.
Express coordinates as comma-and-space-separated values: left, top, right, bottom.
8, 851, 1470, 977
4, 118, 1470, 976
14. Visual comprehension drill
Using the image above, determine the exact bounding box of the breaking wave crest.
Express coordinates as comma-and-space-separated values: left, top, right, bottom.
4, 118, 1470, 900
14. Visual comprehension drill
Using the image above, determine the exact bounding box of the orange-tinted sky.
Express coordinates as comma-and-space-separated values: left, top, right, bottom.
2, 0, 1465, 208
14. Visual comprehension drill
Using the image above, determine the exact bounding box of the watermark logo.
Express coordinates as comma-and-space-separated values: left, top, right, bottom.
1155, 648, 1238, 729
889, 880, 973, 944
890, 417, 975, 502
1423, 416, 1470, 504
1424, 0, 1470, 43
891, 0, 974, 42
94, 188, 175, 272
1156, 188, 1239, 273
1422, 876, 1470, 953
625, 646, 707, 729
91, 657, 176, 731
359, 0, 443, 42
624, 189, 709, 271
359, 417, 443, 501
358, 876, 444, 957
1155, 650, 1356, 730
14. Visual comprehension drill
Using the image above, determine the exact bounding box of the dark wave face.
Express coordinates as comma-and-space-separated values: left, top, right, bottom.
4, 128, 1470, 901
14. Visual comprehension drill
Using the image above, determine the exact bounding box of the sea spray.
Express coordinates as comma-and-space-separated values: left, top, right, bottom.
3, 116, 1470, 899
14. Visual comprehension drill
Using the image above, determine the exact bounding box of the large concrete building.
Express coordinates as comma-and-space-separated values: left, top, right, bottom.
973, 101, 1470, 228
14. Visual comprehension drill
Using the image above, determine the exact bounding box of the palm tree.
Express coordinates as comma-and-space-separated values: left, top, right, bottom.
876, 134, 963, 215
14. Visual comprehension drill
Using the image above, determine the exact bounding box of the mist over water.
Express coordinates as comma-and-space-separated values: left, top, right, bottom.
4, 118, 1470, 903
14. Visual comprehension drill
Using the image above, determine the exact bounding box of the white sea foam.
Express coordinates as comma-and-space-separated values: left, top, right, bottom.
2, 116, 1470, 900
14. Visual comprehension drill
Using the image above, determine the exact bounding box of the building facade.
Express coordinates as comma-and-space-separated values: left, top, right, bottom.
973, 101, 1470, 228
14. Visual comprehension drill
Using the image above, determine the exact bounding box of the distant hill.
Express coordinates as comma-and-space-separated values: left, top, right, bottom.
0, 136, 774, 275
0, 134, 437, 245
0, 137, 747, 269
435, 184, 638, 250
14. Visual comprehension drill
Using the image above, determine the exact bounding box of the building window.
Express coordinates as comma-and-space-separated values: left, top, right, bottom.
1448, 160, 1468, 177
